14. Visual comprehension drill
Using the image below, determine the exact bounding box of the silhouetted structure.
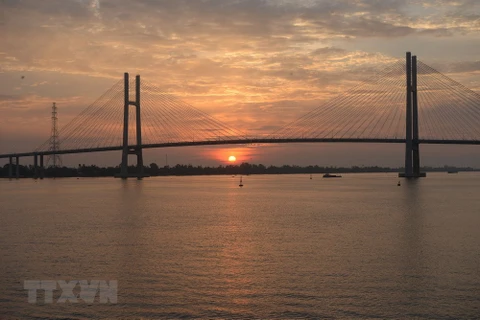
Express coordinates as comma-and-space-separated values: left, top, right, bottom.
117, 73, 147, 180
1, 52, 479, 179
400, 53, 425, 178
46, 102, 62, 168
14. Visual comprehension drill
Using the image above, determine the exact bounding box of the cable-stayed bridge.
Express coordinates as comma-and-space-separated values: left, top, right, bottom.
1, 52, 479, 179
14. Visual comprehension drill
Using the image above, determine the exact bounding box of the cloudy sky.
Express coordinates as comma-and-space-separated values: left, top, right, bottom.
0, 0, 479, 167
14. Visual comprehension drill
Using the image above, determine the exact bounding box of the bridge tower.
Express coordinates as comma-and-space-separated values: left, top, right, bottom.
400, 52, 426, 178
46, 102, 62, 168
118, 73, 147, 179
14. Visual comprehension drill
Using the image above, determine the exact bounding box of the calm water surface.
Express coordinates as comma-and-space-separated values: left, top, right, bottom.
1, 173, 479, 319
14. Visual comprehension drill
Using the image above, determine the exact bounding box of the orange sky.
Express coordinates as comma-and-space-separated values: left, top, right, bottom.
0, 0, 479, 167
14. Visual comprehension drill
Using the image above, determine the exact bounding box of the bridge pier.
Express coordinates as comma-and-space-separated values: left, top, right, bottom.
118, 73, 148, 180
40, 154, 44, 179
15, 156, 20, 179
400, 52, 426, 178
8, 156, 13, 179
120, 72, 129, 179
134, 74, 145, 179
34, 153, 38, 179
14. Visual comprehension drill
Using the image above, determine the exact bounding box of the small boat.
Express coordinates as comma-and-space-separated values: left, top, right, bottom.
310, 174, 312, 180
397, 181, 401, 186
239, 176, 244, 187
447, 170, 458, 174
323, 173, 342, 178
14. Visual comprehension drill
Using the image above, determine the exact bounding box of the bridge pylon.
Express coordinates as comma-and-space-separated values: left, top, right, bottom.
400, 52, 426, 178
117, 73, 148, 180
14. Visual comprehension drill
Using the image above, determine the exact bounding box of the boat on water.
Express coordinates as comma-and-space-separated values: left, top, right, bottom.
239, 176, 244, 187
323, 173, 342, 178
310, 174, 312, 180
447, 170, 458, 174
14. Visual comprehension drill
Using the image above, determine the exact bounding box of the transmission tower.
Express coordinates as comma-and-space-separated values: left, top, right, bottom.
46, 102, 62, 167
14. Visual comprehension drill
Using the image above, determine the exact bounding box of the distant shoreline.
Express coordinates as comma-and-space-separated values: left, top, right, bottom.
1, 163, 479, 178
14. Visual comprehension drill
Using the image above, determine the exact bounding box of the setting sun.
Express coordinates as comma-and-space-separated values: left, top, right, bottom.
228, 155, 237, 162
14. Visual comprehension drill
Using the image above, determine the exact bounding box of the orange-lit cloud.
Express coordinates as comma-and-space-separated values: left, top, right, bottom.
0, 0, 479, 166
202, 147, 258, 165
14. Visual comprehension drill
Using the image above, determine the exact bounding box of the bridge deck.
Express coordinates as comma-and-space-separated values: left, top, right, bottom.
0, 138, 478, 159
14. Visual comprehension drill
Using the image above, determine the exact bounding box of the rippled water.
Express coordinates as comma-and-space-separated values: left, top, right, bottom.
1, 173, 479, 319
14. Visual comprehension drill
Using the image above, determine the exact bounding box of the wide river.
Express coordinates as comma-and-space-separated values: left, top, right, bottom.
1, 173, 479, 319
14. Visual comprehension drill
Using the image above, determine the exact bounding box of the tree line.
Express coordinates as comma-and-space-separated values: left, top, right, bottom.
0, 163, 477, 178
